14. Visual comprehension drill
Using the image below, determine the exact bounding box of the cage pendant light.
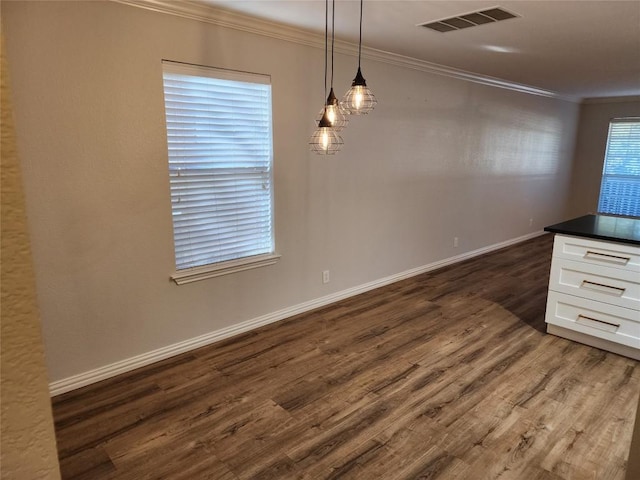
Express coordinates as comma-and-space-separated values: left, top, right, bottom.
310, 108, 343, 154
343, 0, 377, 115
310, 0, 343, 154
315, 0, 348, 131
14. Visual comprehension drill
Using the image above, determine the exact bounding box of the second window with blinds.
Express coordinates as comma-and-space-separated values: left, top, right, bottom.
597, 118, 640, 218
162, 61, 278, 284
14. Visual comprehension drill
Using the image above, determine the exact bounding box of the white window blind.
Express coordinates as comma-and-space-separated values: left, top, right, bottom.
162, 61, 275, 274
597, 118, 640, 217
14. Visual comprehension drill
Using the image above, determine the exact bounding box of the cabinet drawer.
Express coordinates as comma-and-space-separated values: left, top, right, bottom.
549, 258, 640, 310
545, 291, 640, 349
553, 234, 640, 273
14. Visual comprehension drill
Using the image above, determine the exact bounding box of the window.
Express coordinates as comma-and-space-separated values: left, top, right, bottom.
597, 118, 640, 218
162, 61, 278, 284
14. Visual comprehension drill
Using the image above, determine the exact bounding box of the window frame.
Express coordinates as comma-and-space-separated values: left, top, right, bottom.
597, 117, 640, 218
162, 60, 279, 285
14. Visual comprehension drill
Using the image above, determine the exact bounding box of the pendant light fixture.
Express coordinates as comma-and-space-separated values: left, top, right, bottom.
342, 0, 377, 115
315, 0, 348, 131
309, 109, 343, 154
310, 0, 343, 154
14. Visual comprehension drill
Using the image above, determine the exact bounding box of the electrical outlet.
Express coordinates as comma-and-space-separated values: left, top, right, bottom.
322, 270, 330, 284
529, 218, 534, 227
453, 237, 459, 248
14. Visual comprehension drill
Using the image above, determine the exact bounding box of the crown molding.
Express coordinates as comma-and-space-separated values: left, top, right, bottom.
581, 95, 640, 105
113, 0, 577, 102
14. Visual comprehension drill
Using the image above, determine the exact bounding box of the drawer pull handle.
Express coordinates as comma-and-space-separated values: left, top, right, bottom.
580, 280, 626, 296
584, 250, 631, 265
577, 314, 620, 329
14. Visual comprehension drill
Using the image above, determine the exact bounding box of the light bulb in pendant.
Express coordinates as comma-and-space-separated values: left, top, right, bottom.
315, 88, 348, 131
310, 108, 343, 155
343, 67, 376, 115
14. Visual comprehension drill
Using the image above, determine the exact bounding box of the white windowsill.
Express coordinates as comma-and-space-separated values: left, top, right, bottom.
171, 253, 281, 285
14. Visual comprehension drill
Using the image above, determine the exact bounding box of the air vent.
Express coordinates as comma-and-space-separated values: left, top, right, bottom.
420, 7, 518, 33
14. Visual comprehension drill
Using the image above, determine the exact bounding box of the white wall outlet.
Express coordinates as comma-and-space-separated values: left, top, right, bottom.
529, 218, 534, 227
453, 237, 459, 248
322, 270, 330, 284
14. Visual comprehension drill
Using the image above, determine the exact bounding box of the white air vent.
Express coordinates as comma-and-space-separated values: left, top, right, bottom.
419, 7, 519, 33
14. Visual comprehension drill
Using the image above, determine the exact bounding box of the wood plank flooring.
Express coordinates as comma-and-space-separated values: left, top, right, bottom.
52, 234, 640, 479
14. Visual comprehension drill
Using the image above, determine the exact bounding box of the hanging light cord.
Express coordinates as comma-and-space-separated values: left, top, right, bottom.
330, 0, 335, 89
323, 0, 328, 103
358, 0, 363, 69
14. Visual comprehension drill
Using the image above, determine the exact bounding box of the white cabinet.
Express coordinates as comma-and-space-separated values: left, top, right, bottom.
545, 234, 640, 360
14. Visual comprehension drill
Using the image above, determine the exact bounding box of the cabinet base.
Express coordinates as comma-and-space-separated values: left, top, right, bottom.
547, 324, 640, 361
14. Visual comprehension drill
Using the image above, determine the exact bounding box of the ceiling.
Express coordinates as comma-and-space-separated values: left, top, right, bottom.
201, 0, 640, 101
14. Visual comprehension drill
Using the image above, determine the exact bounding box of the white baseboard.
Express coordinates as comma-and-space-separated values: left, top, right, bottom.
49, 230, 546, 396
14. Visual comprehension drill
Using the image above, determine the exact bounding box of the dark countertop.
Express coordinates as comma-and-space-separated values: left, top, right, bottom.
544, 214, 640, 246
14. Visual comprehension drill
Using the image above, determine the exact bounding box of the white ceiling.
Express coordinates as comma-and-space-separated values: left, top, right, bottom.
201, 0, 640, 100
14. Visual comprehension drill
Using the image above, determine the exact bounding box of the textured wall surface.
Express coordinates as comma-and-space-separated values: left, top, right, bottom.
0, 34, 62, 479
3, 1, 579, 385
566, 98, 640, 217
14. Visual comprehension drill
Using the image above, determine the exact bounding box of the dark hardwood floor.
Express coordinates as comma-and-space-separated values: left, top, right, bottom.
52, 234, 640, 479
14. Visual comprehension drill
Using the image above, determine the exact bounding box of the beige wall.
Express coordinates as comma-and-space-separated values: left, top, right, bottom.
2, 1, 579, 386
0, 34, 61, 480
566, 97, 640, 217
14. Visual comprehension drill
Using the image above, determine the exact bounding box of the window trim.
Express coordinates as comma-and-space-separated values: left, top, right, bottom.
170, 253, 281, 285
